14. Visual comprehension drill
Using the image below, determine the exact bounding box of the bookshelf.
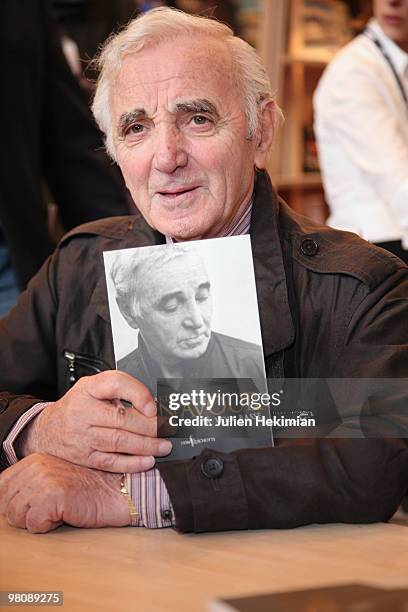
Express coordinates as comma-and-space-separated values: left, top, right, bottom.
258, 0, 370, 222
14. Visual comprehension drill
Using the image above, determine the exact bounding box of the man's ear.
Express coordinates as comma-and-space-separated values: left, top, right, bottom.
254, 99, 279, 170
116, 296, 140, 330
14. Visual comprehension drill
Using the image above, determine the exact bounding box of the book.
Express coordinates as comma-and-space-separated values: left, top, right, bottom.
104, 235, 273, 460
209, 584, 408, 612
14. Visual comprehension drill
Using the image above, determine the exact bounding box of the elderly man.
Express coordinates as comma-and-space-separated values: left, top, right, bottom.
109, 245, 264, 390
0, 8, 407, 534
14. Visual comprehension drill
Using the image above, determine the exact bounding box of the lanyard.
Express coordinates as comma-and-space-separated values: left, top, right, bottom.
364, 27, 408, 112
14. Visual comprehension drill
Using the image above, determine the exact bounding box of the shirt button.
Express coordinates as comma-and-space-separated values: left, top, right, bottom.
300, 238, 319, 257
161, 509, 172, 521
201, 457, 224, 478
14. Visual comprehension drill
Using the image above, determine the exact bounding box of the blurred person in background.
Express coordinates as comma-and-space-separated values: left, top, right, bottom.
0, 0, 129, 317
314, 0, 408, 264
52, 0, 238, 92
174, 1, 238, 32
52, 0, 139, 94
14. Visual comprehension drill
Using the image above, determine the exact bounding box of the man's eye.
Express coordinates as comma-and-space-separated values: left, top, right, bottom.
191, 115, 210, 126
160, 300, 179, 313
196, 290, 209, 302
127, 123, 144, 135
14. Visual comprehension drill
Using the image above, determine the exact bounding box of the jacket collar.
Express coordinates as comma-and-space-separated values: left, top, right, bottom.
250, 170, 295, 357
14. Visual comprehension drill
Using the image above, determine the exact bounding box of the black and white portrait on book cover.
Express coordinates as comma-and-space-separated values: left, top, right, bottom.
104, 235, 266, 392
104, 235, 272, 458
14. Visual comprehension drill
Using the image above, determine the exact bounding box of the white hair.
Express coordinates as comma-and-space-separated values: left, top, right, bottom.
91, 7, 282, 160
111, 244, 199, 324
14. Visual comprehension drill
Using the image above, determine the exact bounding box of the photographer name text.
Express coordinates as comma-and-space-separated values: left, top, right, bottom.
168, 414, 316, 428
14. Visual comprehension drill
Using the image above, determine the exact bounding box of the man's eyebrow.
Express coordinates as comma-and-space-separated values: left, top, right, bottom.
117, 109, 146, 136
174, 99, 220, 118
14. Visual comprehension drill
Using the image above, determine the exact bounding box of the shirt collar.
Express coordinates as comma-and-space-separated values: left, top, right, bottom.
165, 196, 253, 244
367, 18, 408, 78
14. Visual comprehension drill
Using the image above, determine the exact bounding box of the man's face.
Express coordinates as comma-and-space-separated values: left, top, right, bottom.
111, 36, 259, 240
136, 253, 213, 363
374, 0, 408, 50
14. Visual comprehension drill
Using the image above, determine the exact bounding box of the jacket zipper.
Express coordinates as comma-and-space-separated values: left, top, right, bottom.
63, 350, 112, 384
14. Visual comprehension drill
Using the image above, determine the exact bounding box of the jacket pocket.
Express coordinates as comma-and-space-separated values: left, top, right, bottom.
63, 350, 112, 386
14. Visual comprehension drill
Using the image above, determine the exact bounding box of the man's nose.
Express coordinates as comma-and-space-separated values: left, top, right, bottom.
183, 300, 205, 329
153, 123, 188, 174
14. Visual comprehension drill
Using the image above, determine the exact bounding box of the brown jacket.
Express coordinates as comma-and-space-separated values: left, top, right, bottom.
1, 171, 408, 532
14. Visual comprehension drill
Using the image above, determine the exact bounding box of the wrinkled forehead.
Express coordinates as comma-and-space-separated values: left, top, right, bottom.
141, 252, 210, 299
111, 35, 236, 113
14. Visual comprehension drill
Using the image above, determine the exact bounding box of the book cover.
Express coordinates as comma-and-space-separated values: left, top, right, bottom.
104, 235, 273, 460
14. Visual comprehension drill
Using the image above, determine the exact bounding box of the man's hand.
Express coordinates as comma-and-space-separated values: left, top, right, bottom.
16, 371, 171, 473
0, 453, 131, 533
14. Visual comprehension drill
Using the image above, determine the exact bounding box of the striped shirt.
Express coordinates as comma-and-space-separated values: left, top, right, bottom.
3, 196, 253, 529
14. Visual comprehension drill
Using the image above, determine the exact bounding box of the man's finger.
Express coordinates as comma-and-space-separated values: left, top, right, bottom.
6, 495, 30, 530
0, 467, 27, 514
25, 506, 63, 534
111, 398, 157, 418
89, 401, 159, 436
138, 400, 156, 417
89, 427, 171, 457
81, 371, 155, 415
0, 461, 28, 493
87, 450, 158, 473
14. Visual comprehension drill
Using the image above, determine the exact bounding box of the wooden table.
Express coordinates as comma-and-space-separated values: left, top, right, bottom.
1, 515, 408, 611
